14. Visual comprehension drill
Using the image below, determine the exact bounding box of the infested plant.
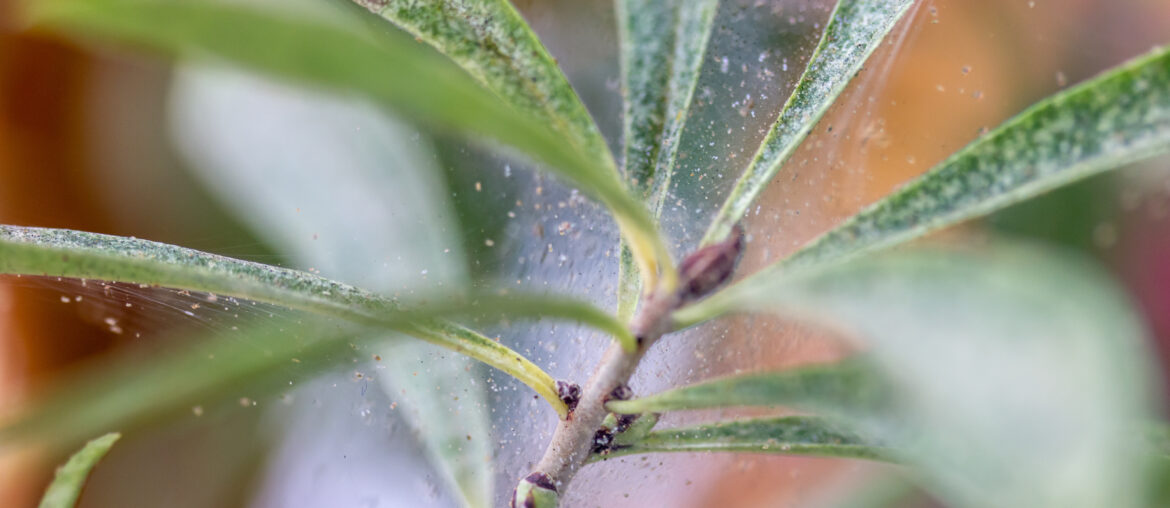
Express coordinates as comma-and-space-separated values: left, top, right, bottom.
3, 0, 1170, 507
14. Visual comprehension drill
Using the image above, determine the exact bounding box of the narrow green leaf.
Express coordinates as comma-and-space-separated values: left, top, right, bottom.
703, 0, 915, 245
354, 0, 616, 179
607, 357, 894, 417
617, 0, 718, 211
673, 245, 1156, 507
0, 225, 632, 413
591, 416, 891, 463
37, 432, 121, 508
614, 0, 718, 317
701, 44, 1170, 300
26, 0, 672, 290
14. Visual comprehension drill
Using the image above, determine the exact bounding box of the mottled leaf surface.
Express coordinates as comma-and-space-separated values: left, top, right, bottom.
354, 0, 615, 178
37, 433, 121, 508
703, 0, 915, 244
748, 44, 1170, 280
617, 0, 718, 212
614, 0, 718, 317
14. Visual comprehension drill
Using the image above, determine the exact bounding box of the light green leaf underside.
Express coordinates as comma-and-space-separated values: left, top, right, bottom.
608, 357, 893, 417
728, 44, 1170, 293
170, 65, 489, 508
0, 225, 634, 412
28, 0, 669, 288
703, 0, 915, 245
377, 341, 493, 508
590, 416, 891, 463
614, 0, 718, 319
676, 246, 1155, 508
37, 433, 121, 508
355, 0, 616, 178
2, 318, 350, 451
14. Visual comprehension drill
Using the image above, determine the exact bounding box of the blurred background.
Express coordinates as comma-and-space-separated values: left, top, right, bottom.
2, 0, 1170, 506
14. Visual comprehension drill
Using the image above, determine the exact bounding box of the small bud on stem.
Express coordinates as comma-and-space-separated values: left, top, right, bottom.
676, 224, 745, 303
556, 380, 581, 413
511, 472, 558, 508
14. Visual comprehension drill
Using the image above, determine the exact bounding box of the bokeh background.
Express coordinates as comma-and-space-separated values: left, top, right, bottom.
2, 0, 1170, 506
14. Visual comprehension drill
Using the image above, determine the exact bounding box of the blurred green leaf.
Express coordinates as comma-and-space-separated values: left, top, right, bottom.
0, 225, 633, 413
674, 245, 1156, 507
170, 67, 494, 507
703, 0, 915, 245
355, 0, 616, 179
377, 340, 493, 508
590, 416, 891, 463
614, 0, 718, 318
37, 432, 121, 508
26, 0, 671, 289
725, 44, 1170, 283
1, 317, 350, 452
608, 357, 894, 417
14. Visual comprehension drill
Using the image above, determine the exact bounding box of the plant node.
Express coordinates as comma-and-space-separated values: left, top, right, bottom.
556, 380, 582, 413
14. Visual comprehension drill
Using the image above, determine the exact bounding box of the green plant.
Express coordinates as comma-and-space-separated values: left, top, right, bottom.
3, 0, 1170, 507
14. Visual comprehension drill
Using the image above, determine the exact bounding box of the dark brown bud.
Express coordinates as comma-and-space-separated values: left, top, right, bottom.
556, 380, 581, 412
607, 384, 633, 402
677, 224, 745, 303
614, 413, 638, 433
590, 429, 615, 454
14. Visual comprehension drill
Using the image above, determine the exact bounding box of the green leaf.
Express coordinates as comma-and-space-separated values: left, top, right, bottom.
607, 357, 894, 417
725, 44, 1170, 285
614, 0, 718, 317
0, 225, 634, 413
703, 0, 916, 245
1141, 423, 1170, 458
37, 432, 121, 508
377, 341, 493, 508
617, 0, 718, 212
590, 416, 891, 463
2, 317, 349, 451
354, 0, 616, 179
672, 245, 1157, 507
170, 68, 493, 507
26, 0, 672, 291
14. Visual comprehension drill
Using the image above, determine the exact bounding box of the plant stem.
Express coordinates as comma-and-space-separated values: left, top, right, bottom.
531, 289, 680, 491
514, 227, 743, 507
